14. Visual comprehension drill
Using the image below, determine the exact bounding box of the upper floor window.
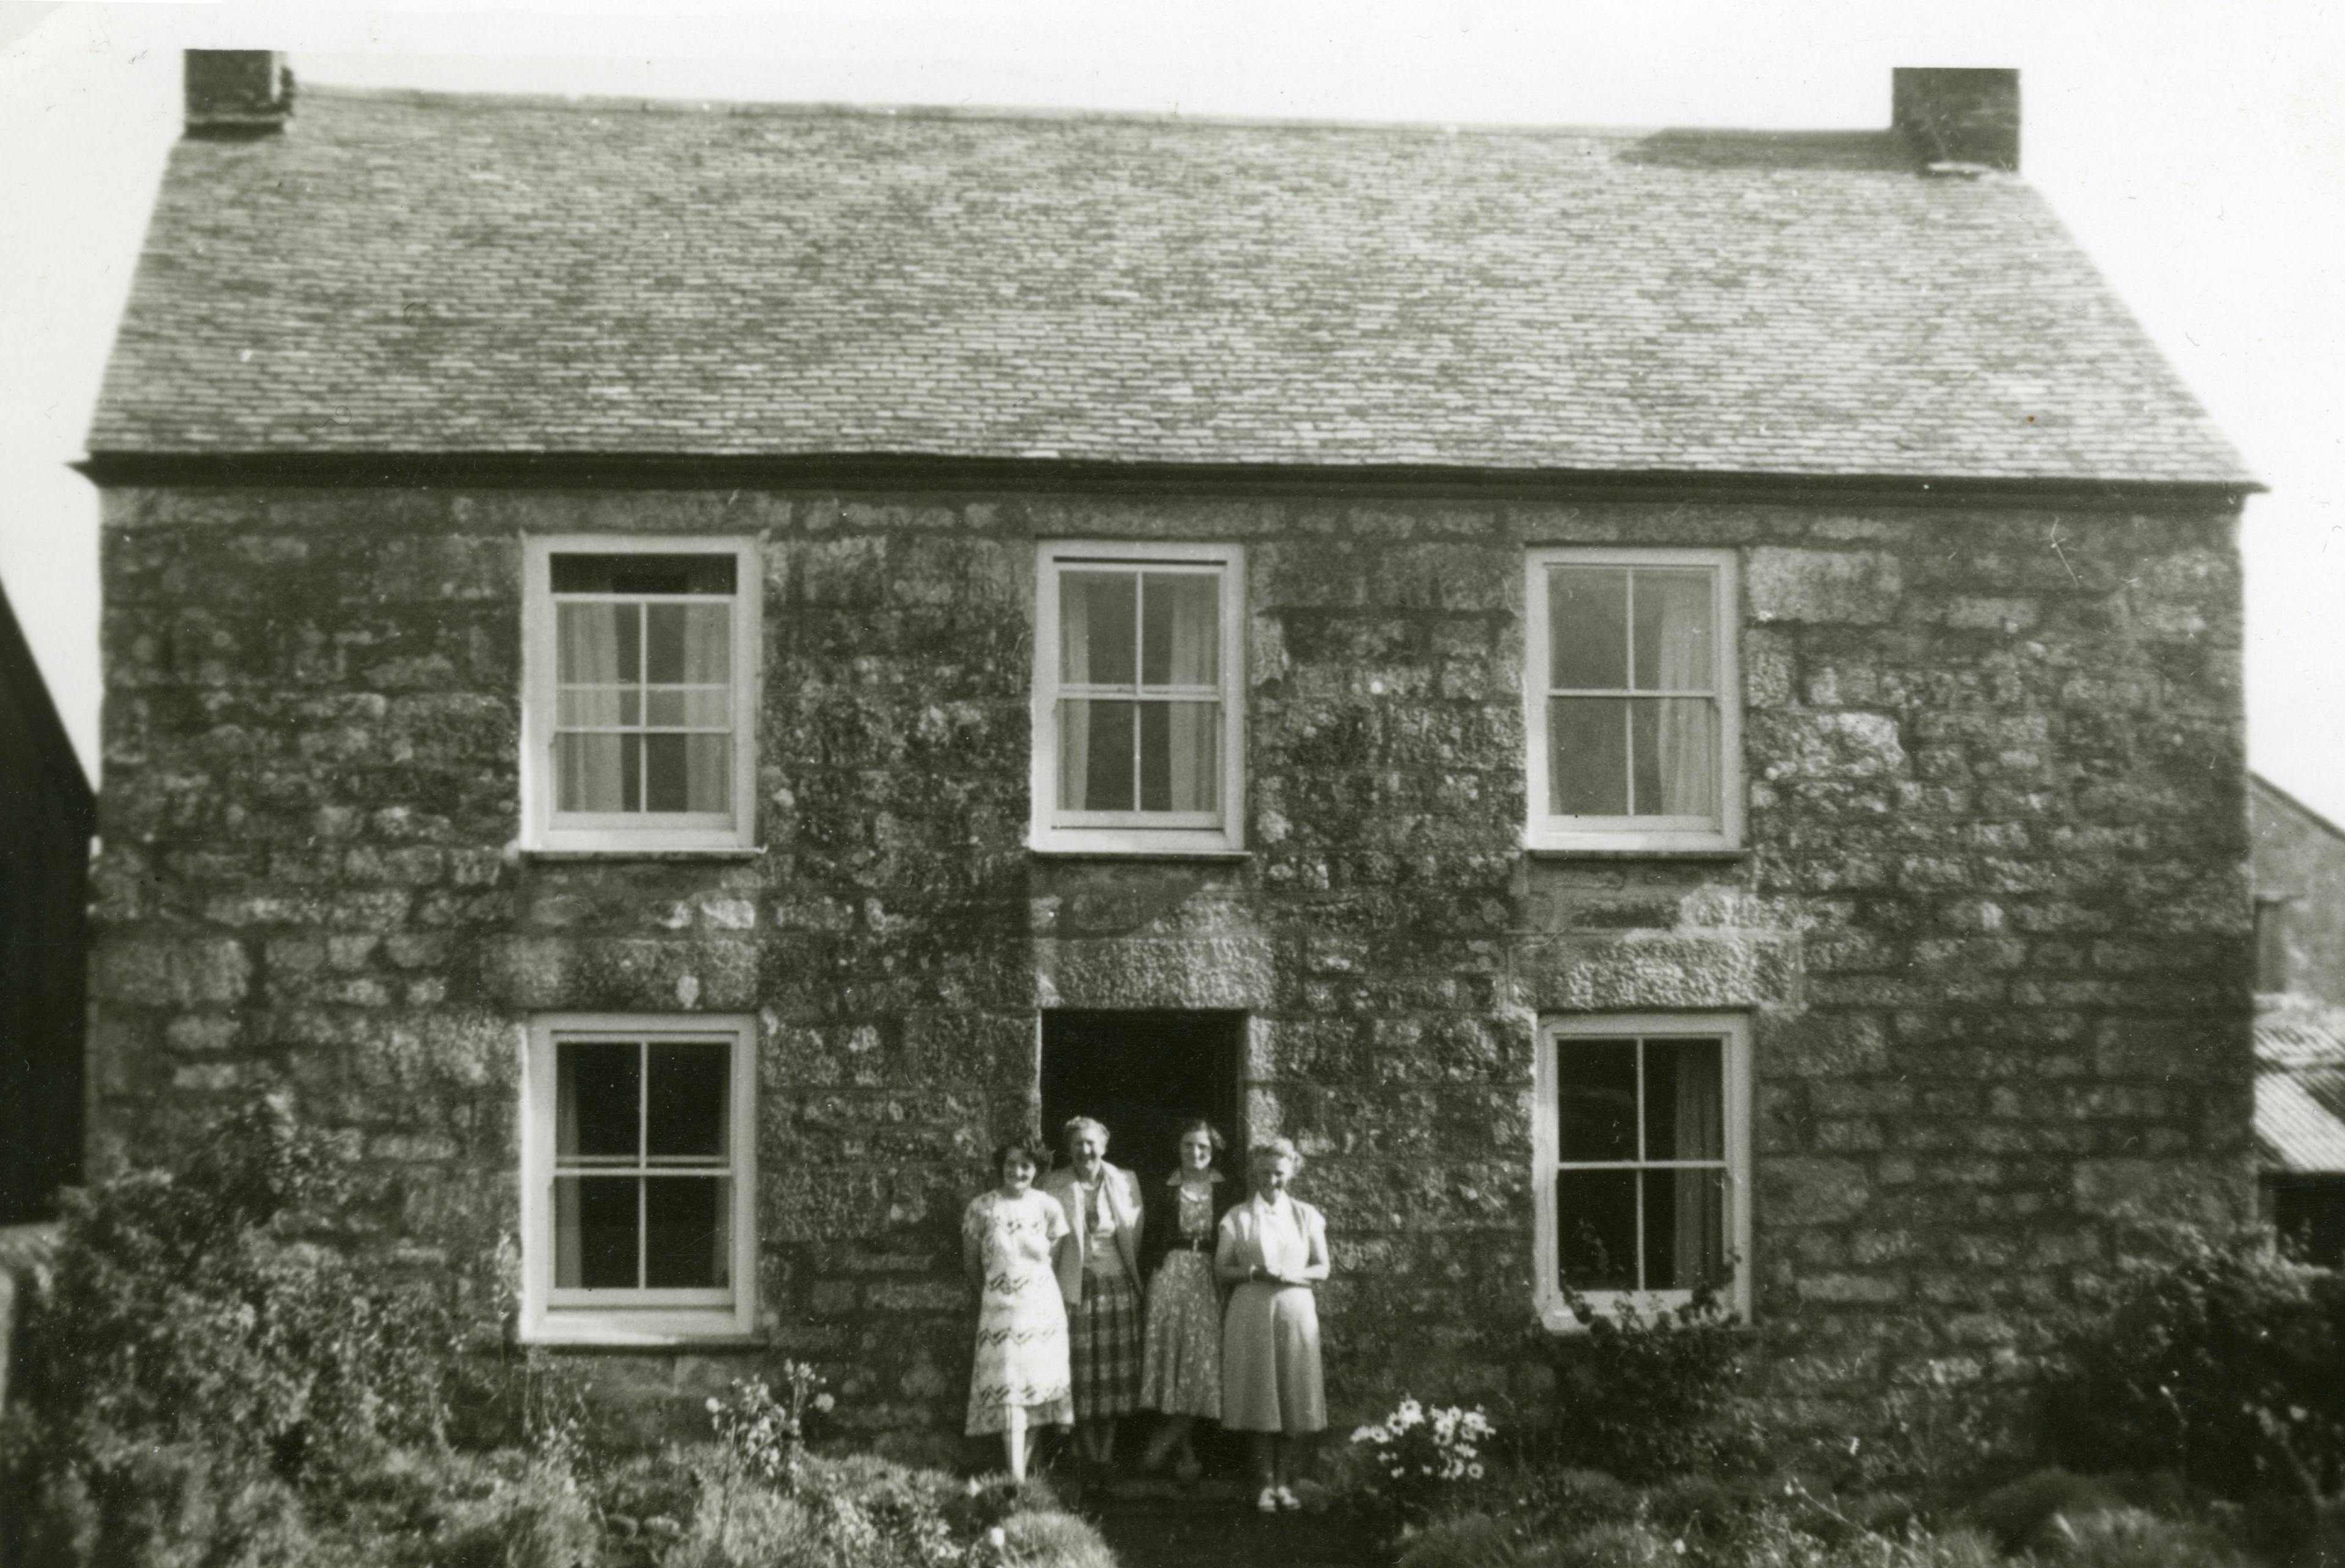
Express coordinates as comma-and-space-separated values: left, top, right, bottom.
1533, 1013, 1751, 1330
1030, 542, 1245, 855
523, 537, 759, 852
520, 1014, 758, 1344
1524, 549, 1740, 854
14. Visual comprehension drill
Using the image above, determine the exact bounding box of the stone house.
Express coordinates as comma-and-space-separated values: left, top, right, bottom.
79, 52, 2260, 1445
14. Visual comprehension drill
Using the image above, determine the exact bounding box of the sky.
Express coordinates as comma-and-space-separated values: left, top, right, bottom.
3, 0, 2341, 824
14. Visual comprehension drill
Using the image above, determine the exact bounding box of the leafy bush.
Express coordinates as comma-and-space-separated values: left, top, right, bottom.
0, 1103, 464, 1567
2032, 1507, 2255, 1568
1519, 1283, 1760, 1481
2040, 1223, 2345, 1500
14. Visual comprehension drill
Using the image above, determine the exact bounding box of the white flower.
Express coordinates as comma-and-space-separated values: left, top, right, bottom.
814, 1392, 835, 1412
987, 1526, 1007, 1548
1469, 1464, 1485, 1479
705, 1396, 722, 1414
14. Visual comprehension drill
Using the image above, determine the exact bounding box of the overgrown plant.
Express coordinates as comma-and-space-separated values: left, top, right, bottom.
2041, 1222, 2345, 1500
1521, 1276, 1760, 1481
0, 1101, 460, 1564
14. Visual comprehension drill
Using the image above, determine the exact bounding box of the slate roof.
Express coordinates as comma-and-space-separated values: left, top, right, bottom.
86, 88, 2252, 485
2258, 1019, 2345, 1175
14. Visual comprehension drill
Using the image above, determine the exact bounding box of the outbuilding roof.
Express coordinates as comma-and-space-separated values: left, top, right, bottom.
86, 87, 2252, 487
2258, 1018, 2345, 1175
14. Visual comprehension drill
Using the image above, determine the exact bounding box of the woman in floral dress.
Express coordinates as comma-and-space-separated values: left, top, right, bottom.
1138, 1119, 1232, 1482
962, 1135, 1074, 1481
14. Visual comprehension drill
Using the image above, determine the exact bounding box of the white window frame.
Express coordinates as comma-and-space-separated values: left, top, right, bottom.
1523, 548, 1742, 854
1533, 1012, 1753, 1331
520, 1013, 759, 1345
522, 535, 761, 853
1030, 540, 1246, 855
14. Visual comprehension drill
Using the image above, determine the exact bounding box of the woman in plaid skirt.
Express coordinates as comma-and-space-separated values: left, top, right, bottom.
1039, 1116, 1146, 1473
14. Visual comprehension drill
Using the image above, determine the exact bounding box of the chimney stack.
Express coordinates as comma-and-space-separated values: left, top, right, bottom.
184, 50, 294, 138
1892, 67, 2019, 172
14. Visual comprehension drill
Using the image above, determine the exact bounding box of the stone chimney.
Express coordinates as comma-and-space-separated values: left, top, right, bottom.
1892, 67, 2019, 172
184, 50, 294, 138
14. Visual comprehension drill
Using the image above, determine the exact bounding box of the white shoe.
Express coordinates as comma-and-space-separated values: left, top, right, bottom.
1256, 1486, 1280, 1514
1275, 1485, 1302, 1511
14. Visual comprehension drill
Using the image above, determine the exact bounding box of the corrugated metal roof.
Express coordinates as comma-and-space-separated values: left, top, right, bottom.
87, 89, 2251, 484
2257, 1020, 2345, 1174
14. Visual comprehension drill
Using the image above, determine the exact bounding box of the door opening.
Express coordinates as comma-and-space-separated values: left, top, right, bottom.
1039, 1012, 1244, 1189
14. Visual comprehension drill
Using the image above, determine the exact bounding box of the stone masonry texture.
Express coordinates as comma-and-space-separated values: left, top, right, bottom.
89, 485, 2255, 1453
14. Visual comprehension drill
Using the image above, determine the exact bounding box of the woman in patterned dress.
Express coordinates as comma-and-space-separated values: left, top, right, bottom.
962, 1134, 1074, 1481
1216, 1137, 1331, 1513
1138, 1119, 1232, 1483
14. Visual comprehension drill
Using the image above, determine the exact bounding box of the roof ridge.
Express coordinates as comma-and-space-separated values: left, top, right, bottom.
293, 81, 1762, 140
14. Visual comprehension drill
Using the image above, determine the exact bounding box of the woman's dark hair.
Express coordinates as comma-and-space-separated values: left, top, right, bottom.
1173, 1118, 1227, 1157
992, 1136, 1053, 1177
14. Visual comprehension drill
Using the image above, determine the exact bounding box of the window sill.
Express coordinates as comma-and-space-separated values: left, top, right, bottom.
519, 846, 766, 864
1524, 847, 1750, 863
518, 1332, 769, 1353
1028, 846, 1252, 864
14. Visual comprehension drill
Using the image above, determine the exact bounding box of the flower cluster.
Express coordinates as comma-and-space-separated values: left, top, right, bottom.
705, 1362, 837, 1489
1350, 1397, 1494, 1520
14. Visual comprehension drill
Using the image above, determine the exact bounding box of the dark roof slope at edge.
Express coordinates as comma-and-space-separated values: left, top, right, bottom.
87, 85, 2257, 488
0, 578, 95, 833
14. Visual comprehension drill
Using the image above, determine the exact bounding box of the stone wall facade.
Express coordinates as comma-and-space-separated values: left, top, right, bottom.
89, 483, 2255, 1448
2251, 774, 2345, 1009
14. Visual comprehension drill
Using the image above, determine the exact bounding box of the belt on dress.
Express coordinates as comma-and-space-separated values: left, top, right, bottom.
1174, 1236, 1212, 1252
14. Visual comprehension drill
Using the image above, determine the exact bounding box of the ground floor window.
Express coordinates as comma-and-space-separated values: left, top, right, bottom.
521, 1014, 758, 1344
1533, 1012, 1751, 1328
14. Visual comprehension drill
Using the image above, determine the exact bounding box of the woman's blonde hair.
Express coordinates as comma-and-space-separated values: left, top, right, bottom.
1245, 1136, 1304, 1175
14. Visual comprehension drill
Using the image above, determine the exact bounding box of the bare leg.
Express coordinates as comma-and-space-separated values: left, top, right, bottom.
1003, 1406, 1029, 1484
1143, 1414, 1191, 1469
1248, 1432, 1276, 1493
1096, 1415, 1117, 1467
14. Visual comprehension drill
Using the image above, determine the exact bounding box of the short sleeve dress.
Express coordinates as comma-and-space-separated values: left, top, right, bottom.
962, 1188, 1076, 1436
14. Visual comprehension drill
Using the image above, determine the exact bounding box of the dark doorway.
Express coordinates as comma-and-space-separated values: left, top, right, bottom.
1040, 1012, 1243, 1188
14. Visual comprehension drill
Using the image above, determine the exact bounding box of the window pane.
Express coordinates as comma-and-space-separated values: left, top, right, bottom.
1556, 1169, 1638, 1291
555, 1176, 640, 1288
558, 602, 639, 687
646, 1042, 730, 1159
646, 604, 731, 686
558, 733, 639, 812
1138, 702, 1220, 813
1061, 571, 1136, 686
558, 1041, 640, 1159
1630, 699, 1716, 819
645, 1178, 729, 1288
644, 689, 731, 728
1642, 1167, 1727, 1291
1061, 699, 1135, 811
1643, 1038, 1725, 1161
645, 734, 727, 813
1632, 570, 1714, 693
1558, 1038, 1638, 1162
1548, 567, 1627, 689
1550, 699, 1629, 816
552, 553, 736, 595
558, 688, 639, 728
1140, 572, 1220, 687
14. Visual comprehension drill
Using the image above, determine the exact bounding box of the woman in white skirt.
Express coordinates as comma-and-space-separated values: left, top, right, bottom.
962, 1134, 1074, 1482
1215, 1137, 1330, 1512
